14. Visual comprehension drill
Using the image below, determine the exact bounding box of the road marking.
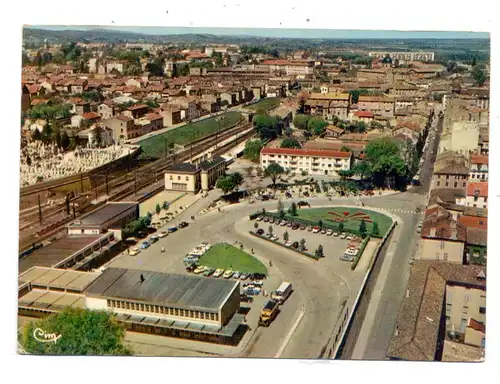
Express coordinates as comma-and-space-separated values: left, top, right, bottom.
275, 307, 306, 358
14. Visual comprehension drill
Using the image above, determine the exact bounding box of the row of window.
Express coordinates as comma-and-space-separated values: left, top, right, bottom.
266, 155, 346, 162
446, 304, 486, 315
436, 181, 467, 188
107, 299, 219, 321
170, 175, 191, 181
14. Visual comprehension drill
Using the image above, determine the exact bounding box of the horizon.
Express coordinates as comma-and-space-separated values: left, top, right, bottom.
26, 25, 489, 40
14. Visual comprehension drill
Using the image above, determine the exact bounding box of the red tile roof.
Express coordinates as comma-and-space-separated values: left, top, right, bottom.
468, 318, 485, 333
127, 104, 149, 111
116, 115, 133, 122
471, 155, 488, 165
458, 215, 487, 230
261, 147, 351, 158
82, 112, 101, 120
353, 111, 374, 118
467, 182, 488, 198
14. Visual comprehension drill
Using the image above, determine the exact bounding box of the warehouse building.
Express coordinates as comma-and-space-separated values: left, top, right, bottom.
18, 232, 118, 274
67, 201, 139, 240
18, 267, 246, 345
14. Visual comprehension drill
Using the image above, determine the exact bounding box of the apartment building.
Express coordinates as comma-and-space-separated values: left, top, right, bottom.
103, 115, 138, 142
260, 147, 352, 176
432, 163, 469, 190
357, 95, 395, 117
456, 182, 488, 209
304, 92, 351, 120
469, 155, 488, 182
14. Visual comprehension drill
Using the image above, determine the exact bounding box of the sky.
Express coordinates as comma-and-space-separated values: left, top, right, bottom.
29, 25, 489, 39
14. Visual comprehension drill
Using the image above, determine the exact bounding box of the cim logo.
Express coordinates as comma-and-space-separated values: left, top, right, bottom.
33, 328, 62, 344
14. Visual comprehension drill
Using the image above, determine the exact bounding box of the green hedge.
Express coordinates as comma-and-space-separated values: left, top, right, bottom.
351, 235, 370, 270
248, 231, 320, 260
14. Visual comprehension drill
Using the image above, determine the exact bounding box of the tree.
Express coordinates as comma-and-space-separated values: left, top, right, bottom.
94, 128, 102, 148
268, 225, 273, 236
243, 139, 264, 162
318, 219, 323, 228
308, 116, 328, 136
338, 169, 355, 181
281, 138, 301, 149
20, 307, 131, 355
155, 203, 161, 215
371, 221, 380, 236
359, 219, 367, 237
254, 221, 259, 230
32, 128, 42, 141
299, 238, 306, 251
230, 172, 243, 190
315, 244, 324, 258
245, 166, 255, 177
265, 163, 285, 189
471, 66, 486, 86
339, 222, 344, 232
283, 231, 289, 242
216, 176, 235, 194
253, 113, 281, 140
293, 114, 310, 130
353, 160, 372, 180
277, 199, 285, 218
61, 131, 70, 150
284, 127, 292, 137
340, 146, 351, 152
472, 56, 477, 67
288, 202, 298, 216
297, 91, 309, 114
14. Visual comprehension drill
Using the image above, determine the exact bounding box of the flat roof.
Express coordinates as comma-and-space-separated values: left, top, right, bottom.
19, 289, 86, 310
19, 267, 101, 292
85, 268, 239, 312
68, 202, 137, 228
18, 235, 103, 274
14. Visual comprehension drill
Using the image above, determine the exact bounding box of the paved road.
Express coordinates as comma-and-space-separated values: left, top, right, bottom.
347, 112, 444, 360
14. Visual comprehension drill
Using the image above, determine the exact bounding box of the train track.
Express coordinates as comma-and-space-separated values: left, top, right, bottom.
19, 123, 254, 249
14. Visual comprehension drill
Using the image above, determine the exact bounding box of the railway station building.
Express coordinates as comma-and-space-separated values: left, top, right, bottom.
18, 267, 246, 345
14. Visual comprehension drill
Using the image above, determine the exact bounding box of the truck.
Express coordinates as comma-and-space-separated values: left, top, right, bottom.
271, 282, 293, 304
258, 300, 279, 327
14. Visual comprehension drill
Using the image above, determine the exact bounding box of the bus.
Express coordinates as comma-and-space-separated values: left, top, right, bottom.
271, 282, 293, 304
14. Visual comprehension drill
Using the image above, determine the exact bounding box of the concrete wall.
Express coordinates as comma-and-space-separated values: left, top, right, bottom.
85, 296, 108, 310
420, 239, 464, 264
220, 283, 241, 326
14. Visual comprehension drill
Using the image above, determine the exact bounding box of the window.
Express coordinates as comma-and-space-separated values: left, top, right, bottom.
436, 252, 440, 259
479, 306, 486, 314
185, 176, 189, 181
437, 181, 440, 186
444, 253, 448, 261
454, 182, 457, 188
462, 306, 468, 314
440, 241, 445, 250
446, 303, 452, 312
177, 176, 181, 181
169, 175, 173, 180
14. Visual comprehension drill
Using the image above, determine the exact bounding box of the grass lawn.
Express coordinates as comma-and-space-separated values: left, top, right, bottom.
247, 98, 281, 111
292, 207, 393, 236
199, 243, 268, 275
138, 111, 243, 158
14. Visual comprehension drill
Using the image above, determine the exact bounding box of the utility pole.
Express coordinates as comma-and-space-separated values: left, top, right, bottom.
105, 173, 109, 196
72, 202, 76, 218
80, 173, 84, 193
38, 194, 42, 224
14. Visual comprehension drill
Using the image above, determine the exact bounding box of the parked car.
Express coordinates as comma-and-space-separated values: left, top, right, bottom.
346, 234, 354, 241
285, 240, 294, 247
233, 271, 241, 279
240, 273, 249, 280
149, 235, 159, 244
287, 222, 293, 227
340, 254, 354, 262
186, 264, 197, 272
213, 269, 224, 278
140, 241, 151, 249
129, 248, 141, 256
292, 241, 299, 249
257, 228, 265, 235
178, 221, 189, 228
168, 226, 178, 233
204, 268, 215, 277
321, 229, 327, 234
326, 229, 333, 236
292, 223, 300, 230
194, 266, 206, 274
263, 216, 270, 222
158, 231, 168, 238
223, 270, 234, 279
271, 235, 279, 241
257, 216, 264, 221
184, 256, 199, 264
136, 231, 147, 239
300, 224, 306, 230
340, 232, 347, 239
280, 220, 287, 226
240, 294, 254, 303
333, 232, 339, 237
307, 225, 313, 232
312, 226, 321, 233
297, 201, 310, 208
269, 217, 275, 224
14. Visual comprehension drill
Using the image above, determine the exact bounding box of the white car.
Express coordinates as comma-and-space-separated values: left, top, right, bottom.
194, 266, 206, 274
326, 229, 333, 236
223, 270, 234, 279
333, 232, 339, 237
340, 233, 347, 239
271, 235, 279, 241
129, 248, 141, 256
346, 234, 354, 241
158, 231, 168, 238
213, 269, 224, 278
285, 240, 293, 247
